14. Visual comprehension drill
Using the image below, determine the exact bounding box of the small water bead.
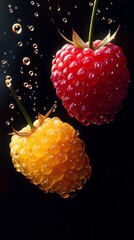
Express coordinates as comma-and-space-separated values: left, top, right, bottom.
49, 6, 52, 11
62, 18, 67, 23
108, 18, 113, 24
23, 82, 29, 88
36, 3, 40, 7
18, 41, 23, 47
22, 57, 30, 65
29, 25, 34, 31
34, 49, 39, 54
31, 1, 35, 5
9, 103, 15, 109
32, 43, 38, 49
96, 9, 101, 15
6, 75, 12, 82
20, 69, 24, 74
18, 96, 21, 100
57, 6, 61, 11
28, 84, 33, 90
9, 8, 13, 13
1, 60, 8, 65
89, 2, 93, 6
29, 70, 34, 76
34, 12, 39, 17
6, 121, 10, 126
12, 23, 22, 34
17, 18, 21, 22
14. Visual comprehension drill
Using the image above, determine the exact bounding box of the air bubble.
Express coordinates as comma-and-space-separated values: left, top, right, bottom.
12, 23, 22, 34
22, 57, 30, 65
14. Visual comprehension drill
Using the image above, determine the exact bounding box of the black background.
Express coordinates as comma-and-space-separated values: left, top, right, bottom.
0, 0, 134, 239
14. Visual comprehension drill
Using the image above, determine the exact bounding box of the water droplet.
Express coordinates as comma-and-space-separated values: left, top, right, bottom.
32, 43, 38, 49
31, 1, 35, 5
6, 121, 10, 126
36, 3, 40, 7
108, 18, 113, 24
22, 57, 30, 65
9, 103, 14, 109
89, 2, 93, 6
28, 84, 32, 90
17, 18, 21, 23
18, 41, 23, 47
75, 130, 79, 136
5, 75, 12, 87
29, 70, 34, 76
18, 96, 21, 100
57, 6, 61, 11
20, 69, 24, 74
9, 8, 13, 13
34, 49, 39, 54
62, 18, 67, 23
23, 82, 28, 88
29, 25, 34, 31
34, 12, 39, 17
12, 23, 22, 34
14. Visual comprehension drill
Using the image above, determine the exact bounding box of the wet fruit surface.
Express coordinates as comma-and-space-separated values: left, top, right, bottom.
51, 41, 130, 125
10, 115, 91, 198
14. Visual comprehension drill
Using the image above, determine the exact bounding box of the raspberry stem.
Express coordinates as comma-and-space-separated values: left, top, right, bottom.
88, 0, 98, 48
5, 78, 34, 129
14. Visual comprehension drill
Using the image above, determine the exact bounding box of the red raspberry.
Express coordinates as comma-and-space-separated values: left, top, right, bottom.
51, 31, 130, 125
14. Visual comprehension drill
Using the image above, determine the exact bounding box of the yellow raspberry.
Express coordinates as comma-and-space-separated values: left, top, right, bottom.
9, 114, 91, 198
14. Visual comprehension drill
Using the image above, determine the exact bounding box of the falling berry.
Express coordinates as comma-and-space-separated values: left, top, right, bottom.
5, 78, 91, 198
51, 0, 130, 125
